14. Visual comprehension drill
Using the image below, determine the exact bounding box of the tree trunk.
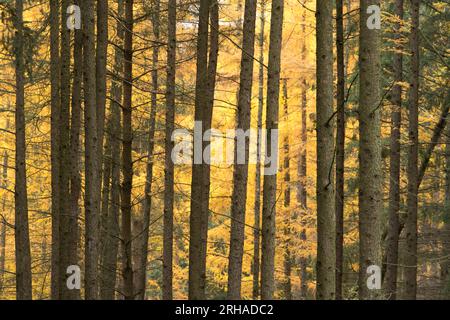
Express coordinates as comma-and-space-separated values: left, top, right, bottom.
316, 0, 335, 300
99, 0, 124, 300
252, 0, 265, 300
281, 79, 292, 300
298, 11, 308, 300
163, 0, 175, 300
261, 0, 283, 300
14, 0, 32, 300
49, 0, 61, 300
0, 151, 8, 292
384, 0, 403, 300
227, 0, 258, 300
82, 0, 100, 300
358, 0, 382, 300
335, 0, 345, 300
404, 0, 420, 300
188, 0, 211, 300
121, 0, 135, 300
443, 117, 450, 298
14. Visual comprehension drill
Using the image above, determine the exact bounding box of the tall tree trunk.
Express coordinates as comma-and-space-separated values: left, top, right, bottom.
59, 0, 74, 300
188, 0, 211, 300
281, 79, 292, 300
260, 0, 283, 300
82, 0, 100, 300
384, 0, 403, 300
227, 0, 258, 300
163, 0, 175, 300
358, 0, 382, 300
316, 0, 335, 300
14, 0, 32, 300
49, 0, 61, 300
443, 117, 450, 298
0, 151, 8, 292
298, 11, 308, 300
335, 0, 345, 300
100, 0, 124, 300
121, 0, 135, 300
252, 0, 265, 300
404, 0, 420, 300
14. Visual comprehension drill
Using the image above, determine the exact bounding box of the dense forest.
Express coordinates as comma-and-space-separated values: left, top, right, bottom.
0, 0, 448, 300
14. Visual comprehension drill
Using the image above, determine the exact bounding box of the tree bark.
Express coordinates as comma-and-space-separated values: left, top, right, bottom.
358, 0, 382, 300
384, 0, 403, 300
261, 0, 283, 300
49, 0, 61, 300
121, 0, 135, 300
163, 0, 175, 300
188, 0, 211, 300
404, 0, 420, 300
14, 0, 32, 300
335, 0, 345, 300
316, 0, 335, 300
252, 0, 265, 300
227, 0, 258, 300
82, 0, 100, 300
0, 151, 8, 292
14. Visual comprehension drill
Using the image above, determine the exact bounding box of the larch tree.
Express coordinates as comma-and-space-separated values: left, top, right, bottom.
14, 0, 32, 300
163, 0, 176, 300
252, 0, 266, 300
227, 0, 258, 300
261, 0, 283, 300
404, 0, 420, 300
315, 0, 335, 300
358, 0, 382, 300
384, 0, 403, 300
121, 0, 135, 300
82, 0, 100, 299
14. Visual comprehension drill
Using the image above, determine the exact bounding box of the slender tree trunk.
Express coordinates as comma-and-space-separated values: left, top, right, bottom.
0, 151, 8, 292
82, 0, 100, 300
121, 0, 135, 300
162, 0, 175, 300
261, 0, 283, 300
188, 0, 211, 300
404, 0, 420, 300
281, 79, 292, 300
49, 0, 61, 300
227, 0, 258, 300
358, 0, 382, 300
384, 0, 403, 300
298, 11, 308, 300
14, 0, 32, 300
316, 0, 335, 300
59, 0, 74, 300
252, 0, 265, 300
99, 0, 124, 300
335, 0, 345, 300
443, 118, 450, 298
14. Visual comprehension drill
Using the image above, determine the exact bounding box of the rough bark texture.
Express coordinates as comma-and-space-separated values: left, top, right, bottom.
358, 0, 382, 300
227, 0, 258, 300
404, 0, 420, 300
163, 0, 175, 300
443, 117, 450, 298
261, 0, 283, 300
14, 0, 32, 300
188, 0, 211, 300
281, 79, 292, 300
335, 0, 345, 300
316, 0, 335, 300
0, 151, 7, 292
384, 0, 403, 300
252, 0, 265, 300
49, 0, 61, 300
82, 0, 100, 300
121, 0, 135, 300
